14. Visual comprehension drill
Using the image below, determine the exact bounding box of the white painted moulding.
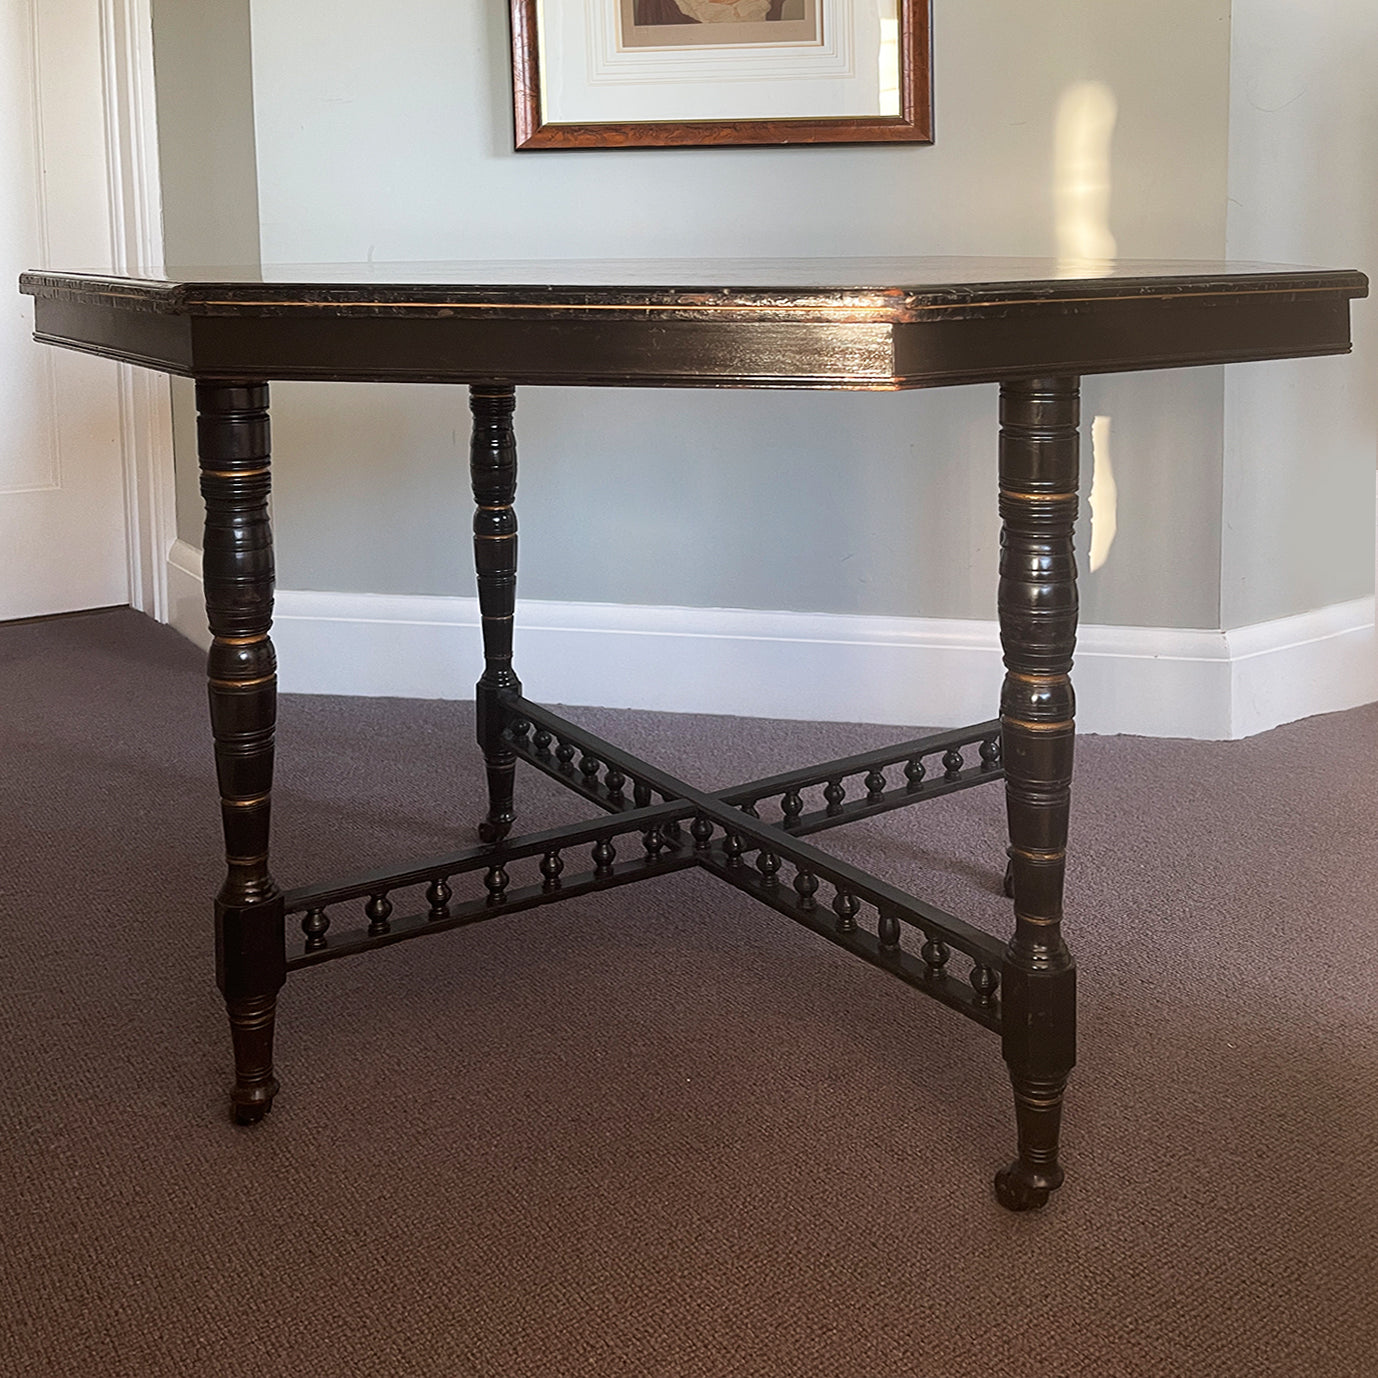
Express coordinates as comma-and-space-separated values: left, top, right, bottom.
167, 541, 1376, 741
99, 0, 176, 620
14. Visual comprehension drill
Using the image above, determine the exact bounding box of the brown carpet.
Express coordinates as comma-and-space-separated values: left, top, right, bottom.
2, 607, 1375, 1377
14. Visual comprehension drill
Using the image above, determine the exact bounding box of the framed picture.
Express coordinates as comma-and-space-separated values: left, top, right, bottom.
509, 0, 931, 150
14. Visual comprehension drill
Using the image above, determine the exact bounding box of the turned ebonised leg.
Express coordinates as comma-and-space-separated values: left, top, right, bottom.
197, 381, 286, 1125
470, 385, 522, 844
993, 376, 1080, 1211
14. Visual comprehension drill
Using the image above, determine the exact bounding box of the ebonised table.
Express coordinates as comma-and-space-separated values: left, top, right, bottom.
20, 257, 1367, 1210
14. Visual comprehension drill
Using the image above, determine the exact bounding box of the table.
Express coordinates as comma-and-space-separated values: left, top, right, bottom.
20, 257, 1367, 1210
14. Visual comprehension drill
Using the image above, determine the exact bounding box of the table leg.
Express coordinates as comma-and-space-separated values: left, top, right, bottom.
470, 385, 522, 844
197, 381, 286, 1125
994, 376, 1080, 1210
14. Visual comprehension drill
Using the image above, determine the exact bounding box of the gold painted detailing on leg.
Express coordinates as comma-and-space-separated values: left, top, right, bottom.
215, 634, 269, 646
1001, 716, 1076, 733
225, 853, 270, 867
209, 675, 276, 689
201, 467, 270, 479
1014, 1091, 1065, 1110
1013, 912, 1062, 927
1009, 847, 1067, 863
473, 533, 517, 541
221, 794, 271, 809
1006, 671, 1071, 686
999, 488, 1077, 502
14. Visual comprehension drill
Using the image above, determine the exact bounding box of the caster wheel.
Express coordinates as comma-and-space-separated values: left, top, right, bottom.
993, 1161, 1061, 1212
230, 1076, 278, 1126
478, 818, 511, 845
231, 1098, 273, 1127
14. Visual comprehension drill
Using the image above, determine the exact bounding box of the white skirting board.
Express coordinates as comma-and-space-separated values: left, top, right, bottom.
167, 540, 1376, 741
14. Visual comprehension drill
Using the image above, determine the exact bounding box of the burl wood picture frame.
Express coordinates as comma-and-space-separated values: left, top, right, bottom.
510, 0, 932, 150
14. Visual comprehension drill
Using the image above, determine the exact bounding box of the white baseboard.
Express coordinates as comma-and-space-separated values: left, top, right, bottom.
167, 539, 211, 653
166, 540, 1376, 741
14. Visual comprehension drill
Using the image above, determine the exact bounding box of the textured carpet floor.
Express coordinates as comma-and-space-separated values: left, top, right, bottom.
1, 607, 1375, 1377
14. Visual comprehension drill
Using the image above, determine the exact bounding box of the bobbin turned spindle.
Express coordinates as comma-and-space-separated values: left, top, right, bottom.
470, 384, 522, 845
197, 380, 286, 1126
993, 376, 1081, 1211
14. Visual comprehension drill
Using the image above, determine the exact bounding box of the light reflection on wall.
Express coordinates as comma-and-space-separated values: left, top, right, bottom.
1054, 79, 1118, 276
1055, 79, 1120, 571
1088, 414, 1118, 572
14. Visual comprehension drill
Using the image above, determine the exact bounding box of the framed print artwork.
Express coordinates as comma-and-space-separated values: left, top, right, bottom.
509, 0, 932, 150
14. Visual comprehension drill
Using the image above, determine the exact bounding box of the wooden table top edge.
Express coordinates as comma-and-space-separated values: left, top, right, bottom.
17, 262, 1370, 326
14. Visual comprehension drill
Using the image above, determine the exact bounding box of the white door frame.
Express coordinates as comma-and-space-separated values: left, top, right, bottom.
97, 0, 176, 621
